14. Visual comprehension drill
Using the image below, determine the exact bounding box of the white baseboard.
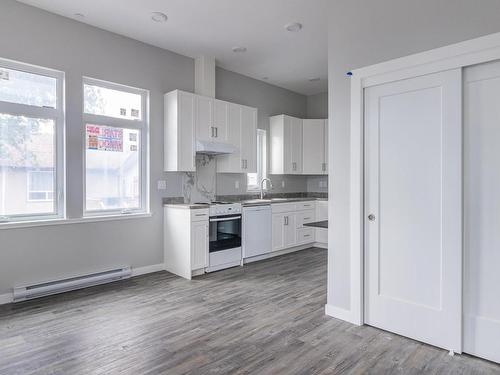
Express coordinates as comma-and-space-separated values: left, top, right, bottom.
131, 263, 164, 277
0, 293, 13, 305
325, 304, 363, 326
0, 263, 165, 306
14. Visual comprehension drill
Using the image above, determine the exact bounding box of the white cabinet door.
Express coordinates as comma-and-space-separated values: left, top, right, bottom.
464, 60, 500, 364
191, 221, 208, 271
214, 99, 228, 141
283, 213, 296, 248
364, 69, 462, 352
164, 90, 196, 172
290, 117, 303, 174
196, 95, 214, 142
217, 103, 242, 173
302, 119, 325, 174
241, 106, 257, 173
272, 213, 284, 251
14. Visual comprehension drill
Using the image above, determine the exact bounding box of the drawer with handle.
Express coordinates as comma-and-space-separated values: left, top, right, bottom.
191, 209, 209, 222
296, 210, 316, 228
296, 228, 315, 244
295, 201, 316, 211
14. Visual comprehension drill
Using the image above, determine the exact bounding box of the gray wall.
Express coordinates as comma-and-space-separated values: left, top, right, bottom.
215, 67, 309, 195
306, 92, 328, 119
327, 0, 500, 311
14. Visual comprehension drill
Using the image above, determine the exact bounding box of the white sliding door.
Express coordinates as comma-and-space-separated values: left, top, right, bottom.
364, 69, 462, 352
464, 60, 500, 363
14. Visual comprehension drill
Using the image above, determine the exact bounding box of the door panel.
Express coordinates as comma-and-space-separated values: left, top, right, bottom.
290, 117, 303, 174
302, 119, 325, 174
272, 213, 284, 251
196, 95, 213, 141
464, 60, 500, 364
364, 69, 462, 351
214, 99, 228, 141
284, 214, 296, 248
241, 106, 257, 173
191, 222, 208, 270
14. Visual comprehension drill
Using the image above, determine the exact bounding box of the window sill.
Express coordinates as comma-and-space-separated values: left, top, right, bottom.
0, 212, 153, 230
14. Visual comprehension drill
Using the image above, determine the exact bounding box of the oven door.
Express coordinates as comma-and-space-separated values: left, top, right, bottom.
209, 215, 242, 252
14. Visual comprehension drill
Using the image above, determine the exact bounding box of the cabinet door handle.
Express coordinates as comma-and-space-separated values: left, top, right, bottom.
215, 127, 218, 138
304, 234, 311, 238
210, 126, 214, 137
304, 217, 311, 220
284, 216, 288, 225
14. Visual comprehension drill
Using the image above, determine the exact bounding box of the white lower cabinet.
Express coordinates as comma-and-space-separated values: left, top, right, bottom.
191, 220, 209, 271
164, 207, 209, 280
315, 201, 328, 245
271, 201, 316, 252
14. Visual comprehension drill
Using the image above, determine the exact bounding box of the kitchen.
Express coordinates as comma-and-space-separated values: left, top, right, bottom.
162, 60, 329, 278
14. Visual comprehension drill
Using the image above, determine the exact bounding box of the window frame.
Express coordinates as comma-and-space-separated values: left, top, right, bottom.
82, 77, 149, 217
0, 58, 65, 223
247, 129, 267, 192
27, 170, 55, 202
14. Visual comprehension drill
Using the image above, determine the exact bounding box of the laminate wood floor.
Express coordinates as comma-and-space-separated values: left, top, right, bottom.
1, 247, 499, 375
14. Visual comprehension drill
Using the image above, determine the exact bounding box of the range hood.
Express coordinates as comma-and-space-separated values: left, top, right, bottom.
196, 140, 238, 155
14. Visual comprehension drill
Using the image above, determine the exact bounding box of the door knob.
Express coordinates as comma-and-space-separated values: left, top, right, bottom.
368, 214, 376, 221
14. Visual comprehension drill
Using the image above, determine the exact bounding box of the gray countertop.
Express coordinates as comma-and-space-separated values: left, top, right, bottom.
163, 198, 327, 209
303, 220, 328, 229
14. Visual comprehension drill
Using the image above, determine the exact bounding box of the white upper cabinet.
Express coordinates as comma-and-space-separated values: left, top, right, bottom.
217, 104, 257, 173
270, 115, 303, 175
213, 99, 228, 141
195, 95, 214, 142
270, 115, 328, 175
164, 90, 196, 172
303, 119, 328, 175
165, 90, 258, 172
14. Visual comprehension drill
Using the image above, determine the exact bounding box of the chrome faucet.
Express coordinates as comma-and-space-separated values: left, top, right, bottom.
260, 178, 273, 200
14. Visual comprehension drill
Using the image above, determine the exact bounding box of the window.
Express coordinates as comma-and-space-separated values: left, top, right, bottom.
83, 77, 148, 215
247, 129, 267, 191
27, 170, 54, 201
0, 59, 64, 222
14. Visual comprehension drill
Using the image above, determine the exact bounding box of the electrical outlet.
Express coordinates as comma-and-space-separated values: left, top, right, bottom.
235, 180, 240, 189
281, 180, 285, 188
157, 180, 167, 190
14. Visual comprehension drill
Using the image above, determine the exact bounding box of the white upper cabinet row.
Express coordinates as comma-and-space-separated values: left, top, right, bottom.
164, 90, 257, 173
270, 115, 328, 175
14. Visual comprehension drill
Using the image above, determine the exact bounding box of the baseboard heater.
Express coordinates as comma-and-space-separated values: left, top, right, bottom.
13, 266, 132, 302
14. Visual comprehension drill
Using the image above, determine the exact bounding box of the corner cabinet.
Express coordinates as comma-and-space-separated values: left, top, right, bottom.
164, 206, 209, 280
270, 115, 328, 175
216, 104, 257, 173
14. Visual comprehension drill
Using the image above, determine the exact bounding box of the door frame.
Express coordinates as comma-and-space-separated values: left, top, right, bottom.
344, 31, 500, 327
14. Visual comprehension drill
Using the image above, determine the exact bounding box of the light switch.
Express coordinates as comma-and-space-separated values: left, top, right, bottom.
281, 180, 285, 188
157, 180, 167, 190
235, 180, 240, 189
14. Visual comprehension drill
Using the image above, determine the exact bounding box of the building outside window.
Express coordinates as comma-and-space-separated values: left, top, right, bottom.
83, 77, 149, 215
0, 59, 64, 222
247, 129, 267, 191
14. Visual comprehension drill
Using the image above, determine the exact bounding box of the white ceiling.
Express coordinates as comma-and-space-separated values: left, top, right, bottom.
17, 0, 328, 96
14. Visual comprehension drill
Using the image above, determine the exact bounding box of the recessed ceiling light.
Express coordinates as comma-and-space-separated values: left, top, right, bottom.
285, 22, 302, 32
151, 12, 168, 23
74, 13, 85, 19
308, 77, 320, 82
232, 46, 247, 53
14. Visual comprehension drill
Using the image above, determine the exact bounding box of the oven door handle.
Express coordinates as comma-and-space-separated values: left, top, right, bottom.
209, 215, 242, 222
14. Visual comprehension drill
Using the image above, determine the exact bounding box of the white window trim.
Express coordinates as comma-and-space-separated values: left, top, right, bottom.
0, 57, 65, 224
82, 77, 150, 217
247, 129, 267, 192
